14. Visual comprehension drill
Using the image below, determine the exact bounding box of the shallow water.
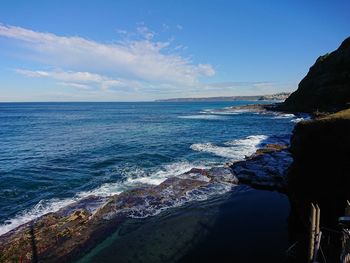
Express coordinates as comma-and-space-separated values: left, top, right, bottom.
0, 101, 298, 235
77, 185, 290, 263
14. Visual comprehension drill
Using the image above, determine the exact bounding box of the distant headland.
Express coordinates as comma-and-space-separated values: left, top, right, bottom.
155, 92, 291, 102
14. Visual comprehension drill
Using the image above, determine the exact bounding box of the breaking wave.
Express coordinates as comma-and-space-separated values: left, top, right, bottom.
190, 135, 268, 160
0, 161, 207, 236
178, 114, 227, 120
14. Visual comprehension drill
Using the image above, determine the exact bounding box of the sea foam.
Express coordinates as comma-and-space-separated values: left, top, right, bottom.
0, 161, 206, 235
190, 135, 267, 160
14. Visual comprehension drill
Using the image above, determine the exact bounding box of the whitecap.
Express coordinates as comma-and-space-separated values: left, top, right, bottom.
0, 161, 206, 236
291, 116, 311, 123
191, 135, 267, 160
200, 109, 252, 115
272, 113, 296, 119
178, 114, 226, 120
124, 161, 207, 186
0, 198, 76, 236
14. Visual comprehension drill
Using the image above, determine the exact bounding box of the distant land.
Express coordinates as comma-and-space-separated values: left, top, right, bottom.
155, 92, 291, 102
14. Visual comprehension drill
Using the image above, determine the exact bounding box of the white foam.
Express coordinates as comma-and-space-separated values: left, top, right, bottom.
0, 161, 205, 236
272, 113, 296, 119
200, 108, 252, 115
178, 114, 226, 120
0, 198, 76, 236
291, 116, 311, 123
114, 182, 233, 219
125, 161, 206, 186
191, 135, 267, 160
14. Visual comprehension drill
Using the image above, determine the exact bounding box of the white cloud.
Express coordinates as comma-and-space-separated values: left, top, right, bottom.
15, 69, 125, 90
58, 82, 91, 90
0, 24, 215, 89
136, 26, 155, 40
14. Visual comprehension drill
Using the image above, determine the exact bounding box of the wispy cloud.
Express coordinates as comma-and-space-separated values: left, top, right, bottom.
206, 81, 274, 89
0, 24, 214, 90
176, 24, 183, 30
15, 69, 128, 90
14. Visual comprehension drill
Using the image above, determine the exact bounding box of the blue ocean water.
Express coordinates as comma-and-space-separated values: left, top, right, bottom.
0, 101, 299, 235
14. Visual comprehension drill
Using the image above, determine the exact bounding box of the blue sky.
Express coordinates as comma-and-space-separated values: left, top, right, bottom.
0, 0, 349, 101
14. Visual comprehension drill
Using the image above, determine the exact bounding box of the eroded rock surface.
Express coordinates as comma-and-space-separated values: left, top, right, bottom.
230, 145, 292, 191
0, 167, 236, 262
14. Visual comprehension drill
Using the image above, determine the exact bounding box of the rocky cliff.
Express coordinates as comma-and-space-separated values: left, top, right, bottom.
280, 37, 350, 113
286, 109, 350, 262
288, 109, 350, 203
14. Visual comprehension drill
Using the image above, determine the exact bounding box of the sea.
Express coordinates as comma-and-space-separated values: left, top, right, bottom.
0, 101, 302, 244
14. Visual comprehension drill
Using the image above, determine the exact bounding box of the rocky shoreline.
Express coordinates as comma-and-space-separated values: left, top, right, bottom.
0, 140, 292, 263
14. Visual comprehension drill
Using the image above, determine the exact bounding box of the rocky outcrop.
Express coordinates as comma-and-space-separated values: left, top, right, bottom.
230, 144, 292, 191
280, 37, 350, 113
287, 109, 350, 225
0, 144, 291, 263
0, 167, 235, 262
288, 109, 350, 198
284, 109, 350, 262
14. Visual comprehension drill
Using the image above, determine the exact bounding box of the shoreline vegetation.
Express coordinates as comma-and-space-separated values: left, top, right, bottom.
0, 36, 349, 262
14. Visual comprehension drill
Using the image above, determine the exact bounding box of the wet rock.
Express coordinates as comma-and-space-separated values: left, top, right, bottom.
0, 176, 218, 262
230, 145, 293, 191
0, 144, 291, 262
206, 167, 238, 184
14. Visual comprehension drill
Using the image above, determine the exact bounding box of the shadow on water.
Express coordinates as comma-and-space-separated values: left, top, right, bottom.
77, 185, 290, 263
178, 186, 290, 263
30, 223, 38, 263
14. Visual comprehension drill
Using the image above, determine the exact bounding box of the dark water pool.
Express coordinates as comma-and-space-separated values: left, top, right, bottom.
77, 185, 290, 263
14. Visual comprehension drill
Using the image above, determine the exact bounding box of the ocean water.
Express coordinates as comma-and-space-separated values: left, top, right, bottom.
0, 101, 300, 235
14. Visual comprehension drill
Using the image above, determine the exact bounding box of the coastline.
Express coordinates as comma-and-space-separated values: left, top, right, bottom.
0, 105, 295, 262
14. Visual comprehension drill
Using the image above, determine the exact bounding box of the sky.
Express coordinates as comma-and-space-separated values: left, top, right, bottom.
0, 0, 349, 102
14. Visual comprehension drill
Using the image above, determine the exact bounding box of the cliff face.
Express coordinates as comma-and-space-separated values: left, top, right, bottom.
281, 37, 350, 113
288, 109, 350, 224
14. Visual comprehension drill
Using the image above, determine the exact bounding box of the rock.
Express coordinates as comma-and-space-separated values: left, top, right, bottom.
255, 144, 288, 155
207, 167, 239, 184
0, 142, 292, 262
230, 146, 293, 191
0, 170, 233, 262
280, 37, 350, 113
287, 109, 350, 208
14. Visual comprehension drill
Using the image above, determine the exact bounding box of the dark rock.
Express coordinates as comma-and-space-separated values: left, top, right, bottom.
230, 145, 293, 191
287, 110, 350, 223
280, 37, 350, 113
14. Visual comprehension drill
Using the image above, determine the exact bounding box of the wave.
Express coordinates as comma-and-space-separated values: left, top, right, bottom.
291, 116, 311, 123
119, 182, 233, 219
190, 135, 267, 159
272, 113, 296, 119
0, 198, 76, 236
178, 114, 226, 120
200, 108, 252, 115
0, 161, 206, 236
